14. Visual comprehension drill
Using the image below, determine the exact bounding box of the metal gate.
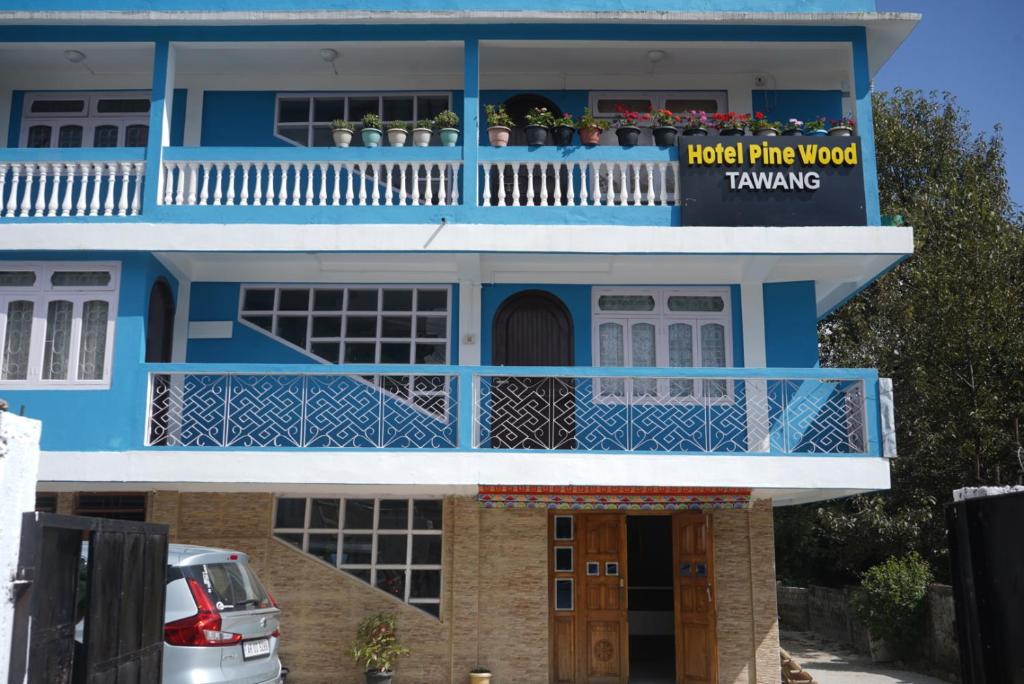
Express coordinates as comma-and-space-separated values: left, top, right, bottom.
7, 512, 169, 684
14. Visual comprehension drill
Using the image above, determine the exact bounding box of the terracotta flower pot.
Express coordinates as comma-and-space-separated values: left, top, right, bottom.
487, 126, 511, 147
578, 127, 603, 145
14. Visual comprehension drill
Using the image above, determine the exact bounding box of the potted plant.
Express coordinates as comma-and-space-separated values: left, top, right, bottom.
748, 112, 781, 136
612, 104, 648, 146
330, 119, 355, 147
411, 119, 433, 147
577, 107, 608, 145
484, 104, 513, 147
829, 115, 856, 136
434, 110, 460, 147
681, 110, 709, 136
710, 112, 749, 136
650, 108, 680, 146
350, 613, 410, 684
524, 106, 554, 146
551, 112, 577, 146
385, 121, 409, 147
781, 118, 804, 136
361, 113, 383, 148
469, 667, 492, 684
804, 116, 828, 137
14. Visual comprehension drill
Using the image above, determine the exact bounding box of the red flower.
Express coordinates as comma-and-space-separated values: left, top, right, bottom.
755, 112, 765, 120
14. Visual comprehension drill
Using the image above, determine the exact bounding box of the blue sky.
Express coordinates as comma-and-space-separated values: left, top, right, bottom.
874, 0, 1024, 208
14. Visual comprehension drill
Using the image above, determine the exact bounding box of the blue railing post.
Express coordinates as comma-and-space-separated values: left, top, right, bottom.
143, 40, 175, 215
461, 38, 480, 208
852, 29, 881, 226
457, 368, 475, 450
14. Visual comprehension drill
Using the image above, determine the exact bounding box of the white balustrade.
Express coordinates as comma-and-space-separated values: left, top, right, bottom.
0, 161, 145, 218
479, 159, 680, 207
161, 159, 463, 207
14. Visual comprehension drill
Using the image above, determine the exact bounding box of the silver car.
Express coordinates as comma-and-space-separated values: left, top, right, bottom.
163, 545, 283, 684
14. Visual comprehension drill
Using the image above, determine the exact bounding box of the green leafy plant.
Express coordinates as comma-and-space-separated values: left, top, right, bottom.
803, 116, 827, 132
524, 106, 555, 127
484, 104, 514, 128
349, 613, 410, 674
782, 118, 804, 133
709, 112, 750, 131
414, 118, 434, 130
577, 107, 609, 131
680, 110, 708, 130
384, 120, 409, 131
748, 112, 781, 132
433, 110, 459, 129
361, 113, 382, 130
612, 104, 650, 128
851, 552, 932, 658
330, 119, 353, 131
552, 112, 577, 129
650, 108, 680, 127
831, 114, 856, 130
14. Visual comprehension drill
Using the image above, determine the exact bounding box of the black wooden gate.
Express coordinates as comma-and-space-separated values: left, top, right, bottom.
7, 512, 169, 684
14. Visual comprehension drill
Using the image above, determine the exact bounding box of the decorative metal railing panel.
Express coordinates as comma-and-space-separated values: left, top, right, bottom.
0, 160, 145, 218
473, 374, 867, 454
479, 159, 679, 207
147, 371, 458, 448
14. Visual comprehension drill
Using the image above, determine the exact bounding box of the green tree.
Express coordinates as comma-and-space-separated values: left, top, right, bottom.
776, 88, 1024, 586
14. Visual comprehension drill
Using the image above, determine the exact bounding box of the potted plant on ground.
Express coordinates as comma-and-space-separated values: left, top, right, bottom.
681, 110, 709, 136
551, 112, 577, 146
748, 112, 781, 136
781, 118, 804, 136
385, 121, 409, 147
350, 613, 410, 684
613, 104, 648, 146
434, 110, 460, 147
710, 111, 749, 136
829, 115, 856, 136
804, 116, 828, 137
330, 119, 355, 147
411, 119, 433, 147
524, 106, 554, 146
361, 113, 383, 147
484, 104, 513, 147
576, 107, 608, 145
469, 668, 492, 684
650, 108, 680, 146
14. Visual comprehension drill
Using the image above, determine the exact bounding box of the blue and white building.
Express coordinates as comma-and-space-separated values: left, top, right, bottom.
0, 0, 916, 681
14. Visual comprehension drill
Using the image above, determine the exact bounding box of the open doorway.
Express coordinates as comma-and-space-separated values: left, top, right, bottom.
627, 515, 676, 683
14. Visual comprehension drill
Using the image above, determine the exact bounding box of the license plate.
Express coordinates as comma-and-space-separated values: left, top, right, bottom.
242, 638, 271, 660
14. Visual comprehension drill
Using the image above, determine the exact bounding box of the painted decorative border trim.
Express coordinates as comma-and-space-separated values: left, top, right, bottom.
477, 485, 752, 510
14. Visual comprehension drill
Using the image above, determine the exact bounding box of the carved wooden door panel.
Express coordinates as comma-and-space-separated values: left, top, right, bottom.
578, 514, 628, 684
673, 513, 718, 684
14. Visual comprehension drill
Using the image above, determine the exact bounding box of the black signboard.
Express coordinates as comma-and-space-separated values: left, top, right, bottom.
678, 135, 867, 226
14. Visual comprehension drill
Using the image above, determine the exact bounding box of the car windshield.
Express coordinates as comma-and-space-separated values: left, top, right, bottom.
181, 562, 272, 613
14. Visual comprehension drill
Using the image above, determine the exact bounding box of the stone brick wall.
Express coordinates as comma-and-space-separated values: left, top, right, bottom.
713, 500, 780, 684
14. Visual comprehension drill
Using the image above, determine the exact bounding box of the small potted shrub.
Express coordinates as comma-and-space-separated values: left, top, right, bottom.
385, 121, 409, 147
782, 118, 804, 136
434, 110, 460, 146
749, 112, 781, 137
613, 104, 648, 146
484, 104, 513, 147
361, 113, 383, 147
551, 112, 577, 146
330, 119, 355, 147
650, 108, 680, 146
804, 116, 828, 137
577, 107, 608, 145
350, 613, 410, 684
524, 106, 554, 146
411, 119, 433, 147
469, 667, 492, 684
829, 114, 856, 136
711, 112, 749, 136
681, 110, 709, 136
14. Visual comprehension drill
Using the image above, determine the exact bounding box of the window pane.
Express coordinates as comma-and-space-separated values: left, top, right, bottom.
416, 290, 447, 312
701, 322, 727, 398
346, 316, 377, 338
378, 500, 409, 529
30, 99, 85, 114
382, 96, 414, 121
275, 316, 307, 349
413, 343, 445, 364
380, 342, 410, 364
382, 289, 413, 311
555, 578, 573, 610
416, 316, 446, 339
376, 569, 405, 599
598, 295, 655, 312
243, 289, 275, 311
313, 289, 344, 311
278, 98, 310, 123
242, 315, 272, 332
341, 534, 373, 565
348, 97, 379, 123
668, 323, 694, 397
344, 568, 371, 584
51, 271, 111, 287
411, 535, 442, 564
555, 547, 573, 572
416, 603, 440, 617
310, 341, 340, 363
313, 97, 346, 122
307, 534, 338, 564
275, 532, 302, 549
417, 95, 449, 120
631, 322, 657, 397
57, 125, 83, 148
376, 535, 407, 564
2, 300, 34, 380
95, 98, 150, 114
668, 295, 725, 312
310, 498, 340, 528
381, 316, 412, 338
664, 99, 719, 113
42, 300, 73, 380
344, 342, 375, 363
409, 569, 440, 598
312, 316, 342, 338
124, 124, 148, 147
348, 289, 378, 311
278, 289, 309, 311
76, 300, 109, 381
343, 499, 375, 529
93, 125, 119, 148
277, 126, 307, 146
275, 498, 306, 528
554, 516, 573, 540
0, 272, 36, 286
598, 322, 624, 366
311, 126, 333, 148
412, 500, 442, 530
596, 99, 651, 114
26, 125, 52, 148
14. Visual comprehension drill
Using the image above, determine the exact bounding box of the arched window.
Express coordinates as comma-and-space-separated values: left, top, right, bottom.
145, 279, 175, 363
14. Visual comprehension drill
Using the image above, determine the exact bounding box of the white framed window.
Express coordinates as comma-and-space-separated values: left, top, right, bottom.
0, 262, 119, 389
21, 92, 150, 149
272, 496, 443, 617
589, 90, 727, 142
274, 93, 452, 147
592, 287, 732, 401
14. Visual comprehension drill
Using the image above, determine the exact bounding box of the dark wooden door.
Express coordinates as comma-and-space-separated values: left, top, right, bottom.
673, 513, 718, 684
145, 279, 174, 363
578, 514, 629, 684
491, 290, 575, 449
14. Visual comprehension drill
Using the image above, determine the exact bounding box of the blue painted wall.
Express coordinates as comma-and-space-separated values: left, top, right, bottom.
751, 89, 843, 125
763, 280, 819, 367
0, 251, 177, 450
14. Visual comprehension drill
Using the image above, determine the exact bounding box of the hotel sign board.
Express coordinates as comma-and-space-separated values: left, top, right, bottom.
679, 136, 867, 226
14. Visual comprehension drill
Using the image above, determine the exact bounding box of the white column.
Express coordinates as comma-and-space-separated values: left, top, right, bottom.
458, 280, 482, 365
0, 412, 43, 684
171, 279, 191, 363
182, 87, 204, 147
741, 283, 770, 452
